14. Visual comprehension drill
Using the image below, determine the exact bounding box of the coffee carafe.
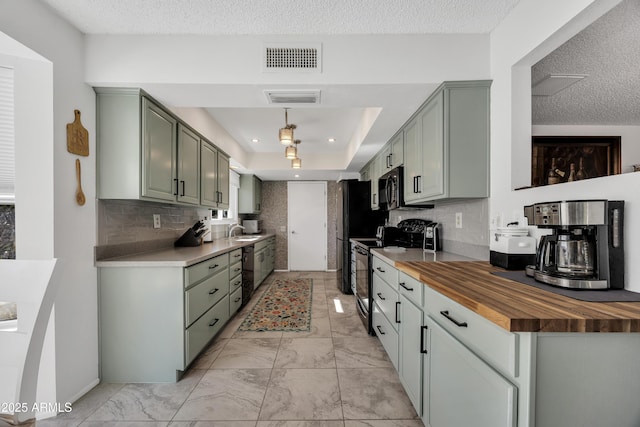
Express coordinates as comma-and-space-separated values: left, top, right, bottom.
525, 200, 624, 290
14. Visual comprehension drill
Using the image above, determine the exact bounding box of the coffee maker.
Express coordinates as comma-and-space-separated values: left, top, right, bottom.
524, 200, 624, 289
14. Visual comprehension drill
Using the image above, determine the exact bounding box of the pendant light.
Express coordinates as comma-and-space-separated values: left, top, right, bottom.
285, 139, 300, 159
291, 157, 302, 169
279, 108, 296, 145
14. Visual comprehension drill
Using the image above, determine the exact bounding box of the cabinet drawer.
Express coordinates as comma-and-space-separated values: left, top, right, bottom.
372, 301, 399, 370
398, 271, 423, 307
185, 268, 229, 327
185, 253, 229, 288
424, 286, 518, 377
230, 260, 242, 279
185, 295, 229, 365
229, 271, 243, 293
229, 287, 243, 315
255, 238, 269, 251
372, 255, 398, 290
229, 248, 243, 263
373, 273, 400, 331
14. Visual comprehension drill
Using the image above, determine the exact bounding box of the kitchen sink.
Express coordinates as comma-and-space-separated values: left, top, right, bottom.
233, 235, 262, 242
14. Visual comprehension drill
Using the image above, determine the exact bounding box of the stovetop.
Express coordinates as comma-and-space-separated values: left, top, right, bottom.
352, 238, 382, 249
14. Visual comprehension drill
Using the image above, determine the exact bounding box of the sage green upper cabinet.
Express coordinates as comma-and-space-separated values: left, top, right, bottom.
239, 174, 262, 214
380, 132, 404, 175
403, 81, 490, 204
177, 124, 201, 205
216, 154, 230, 209
96, 87, 230, 208
201, 142, 230, 209
360, 163, 370, 182
369, 155, 381, 210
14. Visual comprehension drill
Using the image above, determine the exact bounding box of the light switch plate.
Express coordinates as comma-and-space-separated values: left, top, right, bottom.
455, 212, 462, 229
153, 214, 161, 229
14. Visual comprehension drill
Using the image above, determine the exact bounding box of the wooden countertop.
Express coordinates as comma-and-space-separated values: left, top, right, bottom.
396, 260, 640, 333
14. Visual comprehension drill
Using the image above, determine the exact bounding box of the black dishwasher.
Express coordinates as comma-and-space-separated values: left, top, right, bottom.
241, 245, 255, 306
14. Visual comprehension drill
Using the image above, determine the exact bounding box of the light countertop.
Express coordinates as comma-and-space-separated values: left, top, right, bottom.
95, 234, 275, 268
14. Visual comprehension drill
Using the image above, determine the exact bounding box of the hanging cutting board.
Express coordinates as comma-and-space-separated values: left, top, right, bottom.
66, 109, 89, 156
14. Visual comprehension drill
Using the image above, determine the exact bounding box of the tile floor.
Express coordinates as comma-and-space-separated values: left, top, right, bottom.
3, 271, 422, 427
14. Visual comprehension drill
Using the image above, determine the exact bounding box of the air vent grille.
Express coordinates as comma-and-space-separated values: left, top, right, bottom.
264, 90, 321, 104
263, 43, 322, 73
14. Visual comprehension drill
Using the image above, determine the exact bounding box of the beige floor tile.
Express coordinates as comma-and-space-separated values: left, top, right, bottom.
259, 369, 343, 420
337, 368, 418, 420
333, 337, 393, 368
169, 422, 257, 427
211, 338, 280, 369
274, 338, 336, 368
172, 369, 271, 421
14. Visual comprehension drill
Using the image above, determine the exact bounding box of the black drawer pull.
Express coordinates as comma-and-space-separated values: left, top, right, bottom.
420, 325, 429, 354
208, 264, 219, 269
233, 254, 242, 258
440, 310, 468, 328
396, 301, 401, 323
376, 325, 386, 335
376, 267, 386, 273
234, 296, 242, 303
174, 178, 179, 195
209, 318, 220, 327
233, 280, 242, 287
180, 180, 186, 196
209, 288, 219, 295
376, 292, 385, 301
399, 282, 414, 291
234, 267, 241, 272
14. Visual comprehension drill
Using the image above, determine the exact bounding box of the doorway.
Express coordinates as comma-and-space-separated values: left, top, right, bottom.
287, 181, 327, 271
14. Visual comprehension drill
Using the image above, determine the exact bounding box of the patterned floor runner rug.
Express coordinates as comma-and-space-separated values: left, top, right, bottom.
239, 278, 313, 332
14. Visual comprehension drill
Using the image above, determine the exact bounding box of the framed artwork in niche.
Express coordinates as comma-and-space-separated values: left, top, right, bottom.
531, 136, 621, 187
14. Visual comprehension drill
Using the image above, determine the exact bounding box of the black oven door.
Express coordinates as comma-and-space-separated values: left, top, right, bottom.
354, 244, 373, 334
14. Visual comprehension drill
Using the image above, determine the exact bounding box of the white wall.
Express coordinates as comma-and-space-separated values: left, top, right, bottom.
0, 0, 99, 409
489, 0, 640, 292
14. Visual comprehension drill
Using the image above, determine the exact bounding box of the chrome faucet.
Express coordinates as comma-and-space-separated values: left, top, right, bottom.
228, 223, 245, 237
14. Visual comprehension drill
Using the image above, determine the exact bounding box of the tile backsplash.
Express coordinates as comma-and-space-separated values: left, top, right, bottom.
96, 199, 201, 259
0, 205, 15, 259
388, 198, 489, 260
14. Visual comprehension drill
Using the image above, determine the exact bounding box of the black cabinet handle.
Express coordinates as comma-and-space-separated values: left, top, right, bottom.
208, 264, 219, 269
389, 153, 393, 168
209, 288, 219, 295
209, 318, 220, 327
376, 292, 385, 301
399, 282, 414, 292
180, 180, 185, 196
396, 301, 401, 324
234, 267, 241, 272
413, 176, 418, 194
174, 178, 179, 196
420, 325, 429, 354
376, 325, 386, 335
234, 296, 242, 303
440, 310, 468, 328
233, 253, 242, 258
416, 176, 422, 193
376, 267, 385, 273
233, 280, 242, 287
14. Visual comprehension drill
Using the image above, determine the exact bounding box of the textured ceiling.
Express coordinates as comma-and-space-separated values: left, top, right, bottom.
40, 0, 520, 35
532, 0, 640, 126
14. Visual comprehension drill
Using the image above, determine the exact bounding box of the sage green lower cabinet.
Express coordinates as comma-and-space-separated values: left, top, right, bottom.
98, 252, 234, 383
425, 316, 517, 427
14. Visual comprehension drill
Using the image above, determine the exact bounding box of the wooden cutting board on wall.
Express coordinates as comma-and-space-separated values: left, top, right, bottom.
66, 109, 89, 156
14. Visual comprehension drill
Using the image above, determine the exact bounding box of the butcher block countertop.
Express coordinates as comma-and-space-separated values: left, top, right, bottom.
396, 260, 640, 333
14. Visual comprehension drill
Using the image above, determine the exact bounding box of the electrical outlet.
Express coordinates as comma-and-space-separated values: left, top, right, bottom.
153, 214, 161, 229
455, 212, 463, 229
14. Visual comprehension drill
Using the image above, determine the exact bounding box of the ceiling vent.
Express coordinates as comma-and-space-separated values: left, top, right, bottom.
264, 89, 321, 104
263, 43, 322, 73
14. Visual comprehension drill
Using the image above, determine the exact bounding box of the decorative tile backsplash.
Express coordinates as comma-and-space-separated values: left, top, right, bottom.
96, 199, 200, 259
388, 198, 489, 260
0, 205, 15, 259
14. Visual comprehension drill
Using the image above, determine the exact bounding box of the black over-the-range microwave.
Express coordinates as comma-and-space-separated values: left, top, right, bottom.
378, 166, 433, 210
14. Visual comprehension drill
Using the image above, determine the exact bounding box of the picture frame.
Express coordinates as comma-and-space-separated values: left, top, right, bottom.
531, 136, 621, 187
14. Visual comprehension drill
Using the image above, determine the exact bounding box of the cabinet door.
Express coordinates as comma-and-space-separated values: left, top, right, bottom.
360, 164, 370, 181
403, 117, 422, 202
426, 317, 517, 427
419, 92, 444, 199
391, 132, 404, 168
254, 176, 262, 212
142, 98, 177, 201
177, 124, 201, 205
379, 144, 392, 174
200, 141, 218, 207
399, 295, 423, 415
217, 154, 230, 208
370, 156, 380, 209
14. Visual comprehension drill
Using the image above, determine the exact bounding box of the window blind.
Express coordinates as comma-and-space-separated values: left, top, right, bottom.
0, 66, 15, 204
